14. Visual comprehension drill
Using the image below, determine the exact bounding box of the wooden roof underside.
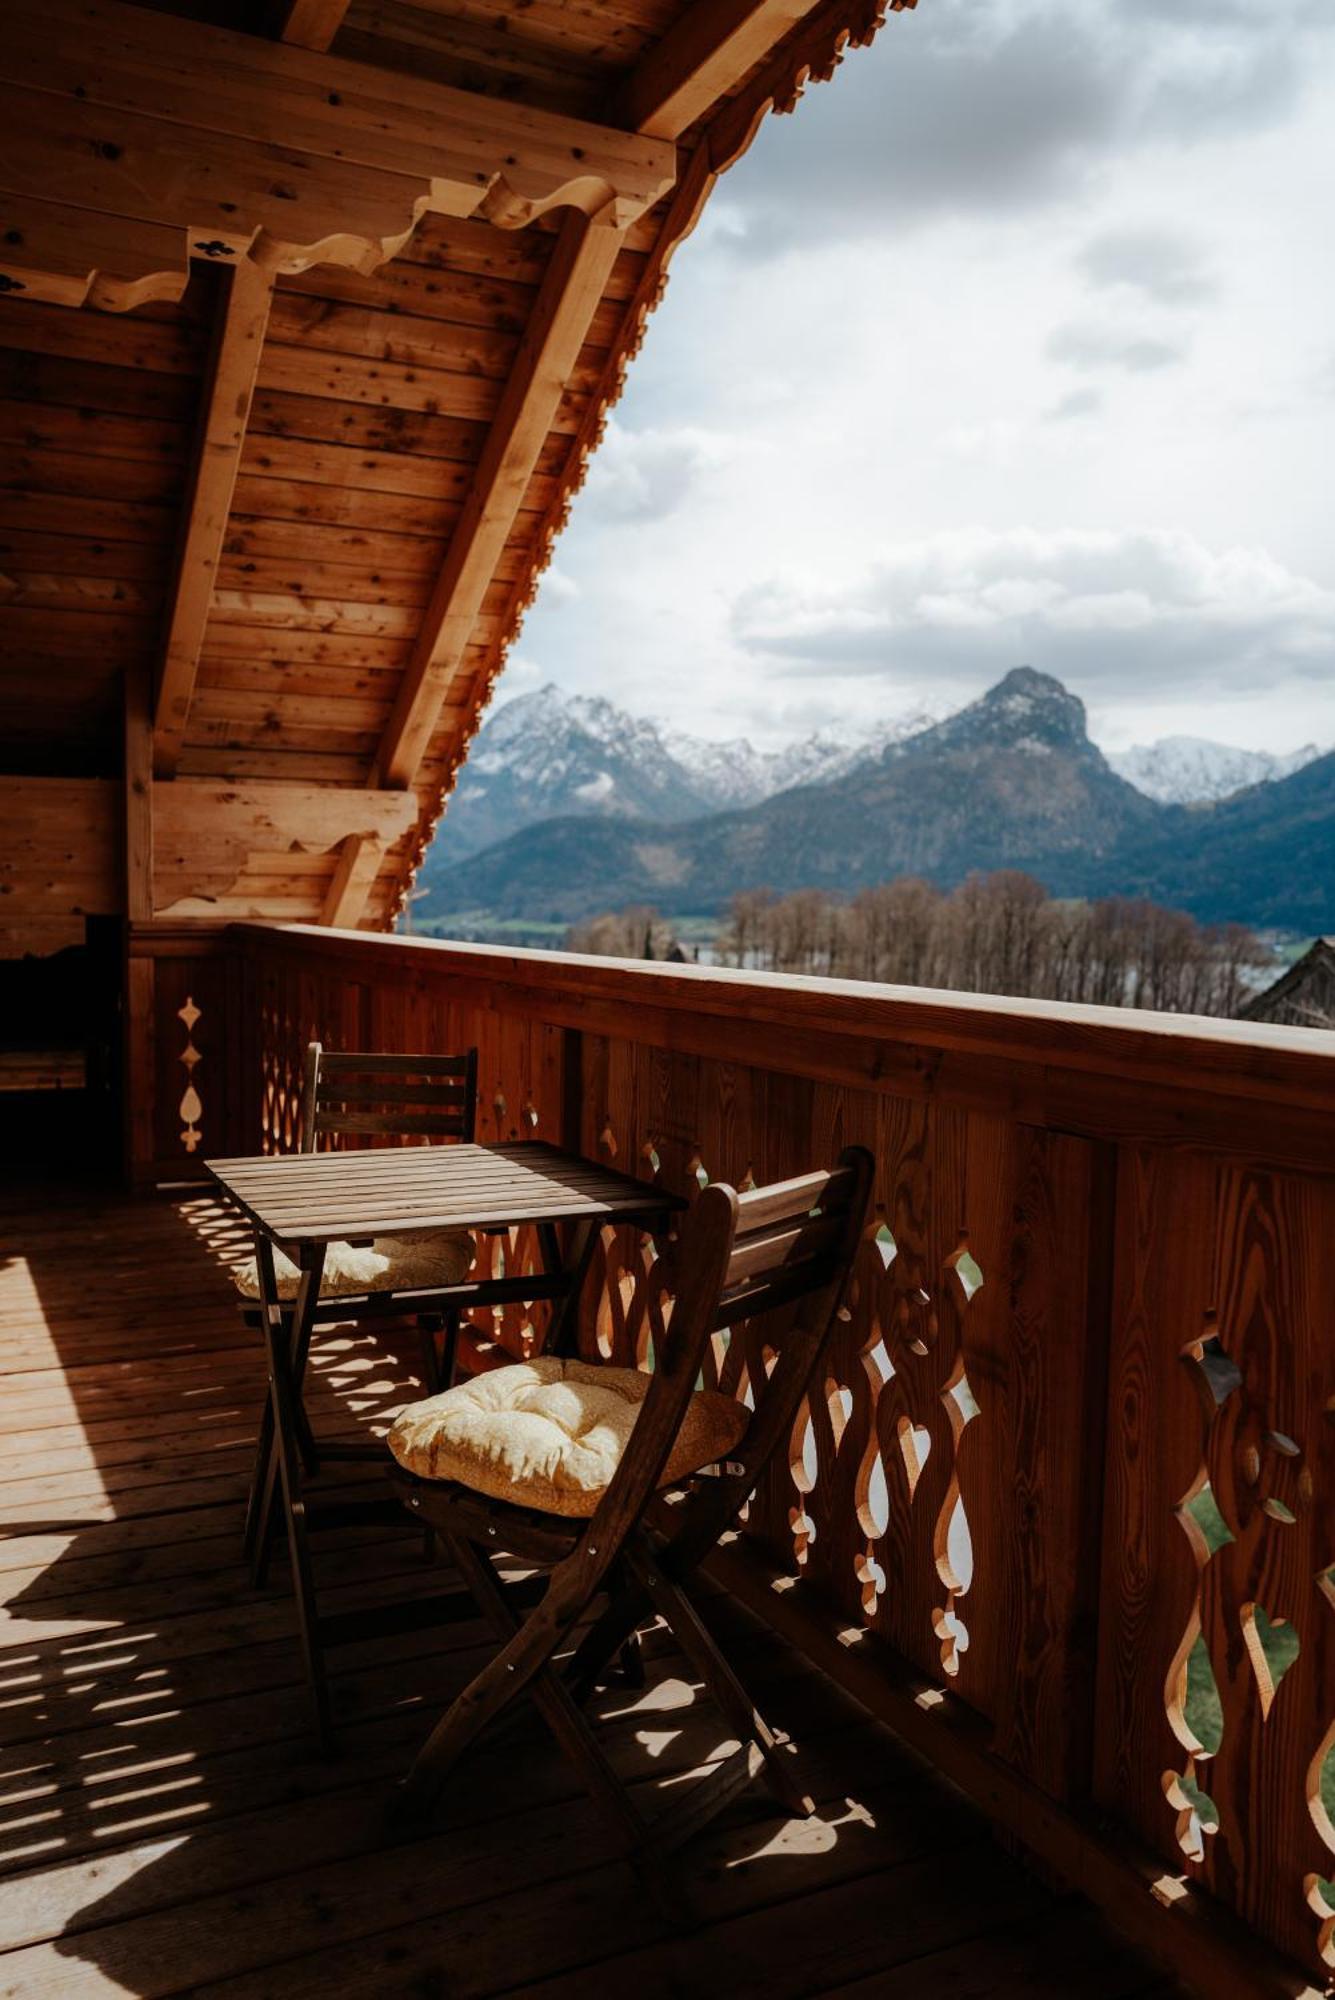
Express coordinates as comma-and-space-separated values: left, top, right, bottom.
0, 0, 911, 951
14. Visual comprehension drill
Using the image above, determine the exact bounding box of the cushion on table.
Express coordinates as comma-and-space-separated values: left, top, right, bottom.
232, 1228, 474, 1301
387, 1356, 749, 1517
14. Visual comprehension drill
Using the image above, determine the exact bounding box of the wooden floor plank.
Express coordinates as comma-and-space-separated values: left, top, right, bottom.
0, 1188, 1168, 2000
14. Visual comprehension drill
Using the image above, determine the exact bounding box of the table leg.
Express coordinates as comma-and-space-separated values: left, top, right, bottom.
255, 1233, 334, 1749
250, 1262, 324, 1586
241, 1371, 276, 1562
543, 1217, 600, 1360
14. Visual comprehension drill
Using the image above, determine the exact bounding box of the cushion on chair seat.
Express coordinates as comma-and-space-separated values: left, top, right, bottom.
232, 1228, 474, 1301
386, 1356, 749, 1518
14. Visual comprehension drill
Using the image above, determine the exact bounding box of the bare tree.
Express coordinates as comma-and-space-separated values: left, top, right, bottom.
565, 906, 675, 960
566, 874, 1270, 1021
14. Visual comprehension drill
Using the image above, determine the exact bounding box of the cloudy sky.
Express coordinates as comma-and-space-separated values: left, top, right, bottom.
505, 0, 1335, 755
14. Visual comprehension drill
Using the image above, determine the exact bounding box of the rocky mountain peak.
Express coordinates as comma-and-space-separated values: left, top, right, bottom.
908, 667, 1091, 759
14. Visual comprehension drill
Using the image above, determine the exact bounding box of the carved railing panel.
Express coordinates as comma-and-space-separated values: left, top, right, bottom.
1097, 1148, 1335, 1971
211, 921, 1335, 1991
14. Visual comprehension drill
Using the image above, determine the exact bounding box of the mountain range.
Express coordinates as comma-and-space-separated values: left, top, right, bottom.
426, 686, 927, 864
1106, 735, 1320, 803
414, 670, 1334, 935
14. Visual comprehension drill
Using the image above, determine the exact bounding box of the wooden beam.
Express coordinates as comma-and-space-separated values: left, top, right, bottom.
153, 260, 274, 779
371, 210, 625, 791
320, 833, 384, 929
125, 664, 154, 923
278, 0, 350, 53
0, 0, 676, 308
0, 196, 191, 312
612, 0, 815, 140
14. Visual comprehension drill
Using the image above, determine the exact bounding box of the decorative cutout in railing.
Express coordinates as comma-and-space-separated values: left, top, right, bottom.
177, 995, 202, 1153
1098, 1148, 1335, 1974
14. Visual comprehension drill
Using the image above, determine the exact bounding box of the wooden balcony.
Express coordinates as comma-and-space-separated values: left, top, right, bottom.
6, 919, 1335, 1998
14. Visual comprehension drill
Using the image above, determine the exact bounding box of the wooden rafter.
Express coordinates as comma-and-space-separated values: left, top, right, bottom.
153, 260, 274, 779
277, 0, 351, 53
0, 0, 676, 310
371, 210, 626, 791
612, 0, 817, 140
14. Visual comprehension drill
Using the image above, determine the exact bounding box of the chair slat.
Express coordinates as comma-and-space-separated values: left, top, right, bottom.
316, 1080, 471, 1107
714, 1257, 840, 1330
723, 1212, 844, 1288
316, 1052, 475, 1076
313, 1110, 475, 1138
733, 1165, 853, 1233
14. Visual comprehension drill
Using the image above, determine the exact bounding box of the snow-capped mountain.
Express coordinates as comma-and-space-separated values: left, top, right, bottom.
418, 681, 1323, 902
421, 684, 906, 870
420, 667, 1335, 938
1109, 735, 1323, 805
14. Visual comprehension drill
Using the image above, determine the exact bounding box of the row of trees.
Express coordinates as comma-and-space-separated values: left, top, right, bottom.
566, 872, 1269, 1018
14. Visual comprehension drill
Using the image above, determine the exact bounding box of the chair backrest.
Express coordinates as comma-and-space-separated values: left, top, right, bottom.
298, 1043, 478, 1150
578, 1146, 874, 1567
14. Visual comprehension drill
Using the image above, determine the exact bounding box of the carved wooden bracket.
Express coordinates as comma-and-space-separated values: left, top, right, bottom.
153, 779, 419, 916
0, 0, 676, 309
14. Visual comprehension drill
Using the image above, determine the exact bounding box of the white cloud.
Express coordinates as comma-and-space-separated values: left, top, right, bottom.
498, 0, 1335, 760
1077, 228, 1216, 306
709, 0, 1333, 257
1045, 388, 1104, 423
539, 566, 580, 605
731, 528, 1335, 700
579, 421, 725, 525
1047, 324, 1187, 373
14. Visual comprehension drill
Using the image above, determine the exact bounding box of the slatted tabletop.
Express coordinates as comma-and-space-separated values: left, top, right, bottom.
207, 1140, 685, 1246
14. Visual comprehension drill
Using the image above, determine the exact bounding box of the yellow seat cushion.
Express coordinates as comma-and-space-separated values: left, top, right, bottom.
232, 1229, 474, 1301
387, 1356, 749, 1518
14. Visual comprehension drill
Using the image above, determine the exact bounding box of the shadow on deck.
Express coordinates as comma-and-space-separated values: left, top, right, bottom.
0, 1188, 1177, 1999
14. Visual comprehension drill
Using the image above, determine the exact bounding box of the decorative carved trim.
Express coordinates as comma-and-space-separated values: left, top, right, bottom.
0, 0, 677, 309
154, 779, 418, 915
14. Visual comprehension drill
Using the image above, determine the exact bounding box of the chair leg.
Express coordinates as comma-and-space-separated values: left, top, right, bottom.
562, 1577, 651, 1705
625, 1535, 813, 1822
440, 1535, 649, 1852
440, 1305, 460, 1388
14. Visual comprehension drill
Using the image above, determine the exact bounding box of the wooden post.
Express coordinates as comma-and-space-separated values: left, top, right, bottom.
123, 660, 156, 1184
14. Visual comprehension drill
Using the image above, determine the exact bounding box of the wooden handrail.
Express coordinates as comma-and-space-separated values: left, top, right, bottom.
221, 921, 1335, 1171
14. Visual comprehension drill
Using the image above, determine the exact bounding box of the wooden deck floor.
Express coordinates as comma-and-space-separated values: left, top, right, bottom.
0, 1186, 1179, 2000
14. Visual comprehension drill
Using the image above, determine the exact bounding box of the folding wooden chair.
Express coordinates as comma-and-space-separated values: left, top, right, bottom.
240, 1041, 479, 1577
385, 1144, 874, 1862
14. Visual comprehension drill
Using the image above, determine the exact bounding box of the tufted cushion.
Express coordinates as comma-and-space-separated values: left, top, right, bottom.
387, 1356, 749, 1518
232, 1228, 474, 1301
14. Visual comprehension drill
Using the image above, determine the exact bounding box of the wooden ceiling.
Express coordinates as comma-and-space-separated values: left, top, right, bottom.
0, 0, 912, 956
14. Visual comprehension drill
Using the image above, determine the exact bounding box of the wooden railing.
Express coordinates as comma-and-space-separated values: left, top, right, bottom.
130, 917, 1335, 1996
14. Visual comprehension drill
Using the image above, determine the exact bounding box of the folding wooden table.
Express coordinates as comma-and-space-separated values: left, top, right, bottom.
207, 1140, 685, 1744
